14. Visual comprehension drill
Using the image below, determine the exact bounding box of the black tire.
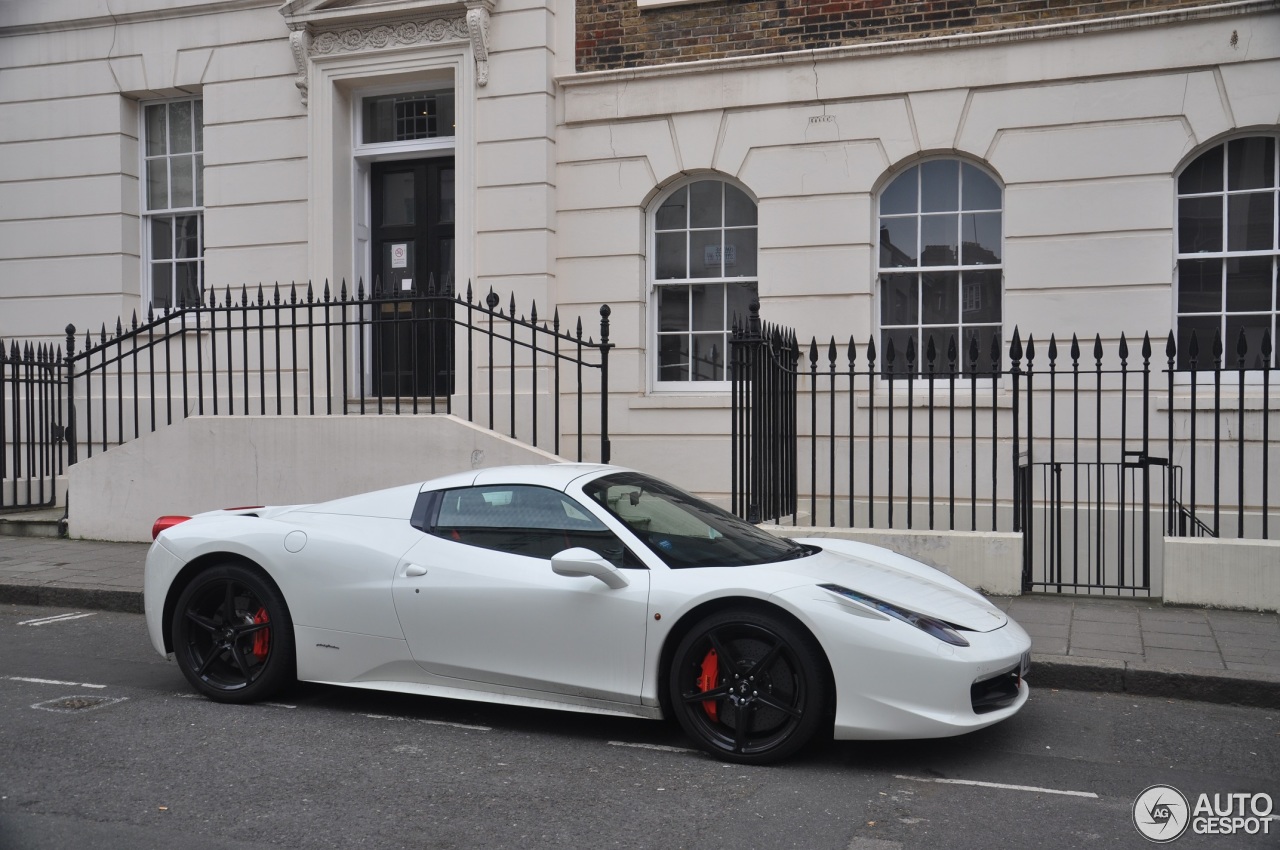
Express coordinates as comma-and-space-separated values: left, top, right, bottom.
668, 608, 828, 765
171, 563, 295, 703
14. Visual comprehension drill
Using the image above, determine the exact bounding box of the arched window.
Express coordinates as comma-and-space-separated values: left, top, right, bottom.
651, 178, 758, 386
878, 159, 1003, 376
1176, 135, 1278, 370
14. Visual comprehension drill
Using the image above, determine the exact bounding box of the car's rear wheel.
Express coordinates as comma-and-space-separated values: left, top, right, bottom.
669, 609, 827, 764
171, 563, 295, 703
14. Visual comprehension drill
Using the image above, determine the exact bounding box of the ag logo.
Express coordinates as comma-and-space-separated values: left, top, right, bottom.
1134, 784, 1190, 842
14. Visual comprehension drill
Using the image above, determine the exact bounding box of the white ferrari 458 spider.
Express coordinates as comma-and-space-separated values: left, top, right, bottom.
145, 463, 1031, 763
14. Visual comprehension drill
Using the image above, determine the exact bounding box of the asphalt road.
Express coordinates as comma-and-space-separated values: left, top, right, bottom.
1, 604, 1276, 850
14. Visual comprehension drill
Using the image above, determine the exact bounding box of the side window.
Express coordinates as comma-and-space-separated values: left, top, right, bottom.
1176, 135, 1278, 370
430, 485, 640, 567
651, 177, 758, 387
878, 159, 1003, 376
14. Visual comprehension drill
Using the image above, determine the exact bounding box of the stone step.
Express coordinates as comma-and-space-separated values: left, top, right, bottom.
0, 508, 67, 539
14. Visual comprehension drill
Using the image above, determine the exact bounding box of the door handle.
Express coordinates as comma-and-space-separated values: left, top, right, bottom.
404, 563, 428, 577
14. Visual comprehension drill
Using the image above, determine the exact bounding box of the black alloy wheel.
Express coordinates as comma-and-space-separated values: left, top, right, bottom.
171, 563, 295, 703
669, 609, 827, 764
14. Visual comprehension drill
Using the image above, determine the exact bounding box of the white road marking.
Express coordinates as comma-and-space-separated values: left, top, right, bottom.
170, 692, 294, 709
6, 676, 107, 689
263, 702, 297, 709
894, 774, 1098, 799
358, 712, 491, 732
31, 695, 128, 714
608, 741, 698, 754
18, 612, 97, 626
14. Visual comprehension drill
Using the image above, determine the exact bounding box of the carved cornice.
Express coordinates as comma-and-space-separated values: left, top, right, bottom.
309, 17, 469, 56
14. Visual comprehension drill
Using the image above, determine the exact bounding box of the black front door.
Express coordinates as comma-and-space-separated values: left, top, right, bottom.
371, 158, 455, 397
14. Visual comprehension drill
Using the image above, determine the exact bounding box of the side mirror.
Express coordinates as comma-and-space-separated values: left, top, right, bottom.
551, 547, 630, 589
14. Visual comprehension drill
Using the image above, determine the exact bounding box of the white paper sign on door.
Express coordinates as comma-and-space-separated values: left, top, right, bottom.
391, 244, 408, 269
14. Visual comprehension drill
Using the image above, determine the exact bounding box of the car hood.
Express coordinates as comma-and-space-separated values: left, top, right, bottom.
766, 544, 1008, 633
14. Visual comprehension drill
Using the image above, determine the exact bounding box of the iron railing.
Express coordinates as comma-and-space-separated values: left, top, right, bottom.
729, 302, 1278, 595
59, 280, 612, 465
0, 342, 65, 510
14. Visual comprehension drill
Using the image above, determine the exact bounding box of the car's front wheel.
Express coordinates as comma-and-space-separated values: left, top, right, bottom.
669, 609, 828, 764
171, 563, 295, 703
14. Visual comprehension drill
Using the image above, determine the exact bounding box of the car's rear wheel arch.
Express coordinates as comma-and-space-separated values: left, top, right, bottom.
657, 597, 835, 723
162, 553, 282, 653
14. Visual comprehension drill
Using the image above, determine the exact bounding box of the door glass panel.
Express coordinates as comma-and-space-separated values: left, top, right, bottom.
382, 172, 416, 226
439, 168, 455, 224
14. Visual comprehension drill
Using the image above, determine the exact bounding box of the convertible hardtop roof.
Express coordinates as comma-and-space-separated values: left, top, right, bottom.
422, 462, 632, 493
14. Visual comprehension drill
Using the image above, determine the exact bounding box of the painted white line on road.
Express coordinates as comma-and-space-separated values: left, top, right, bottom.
895, 775, 1098, 799
18, 612, 97, 626
6, 676, 107, 689
358, 712, 491, 732
170, 692, 294, 709
263, 702, 296, 709
608, 741, 698, 754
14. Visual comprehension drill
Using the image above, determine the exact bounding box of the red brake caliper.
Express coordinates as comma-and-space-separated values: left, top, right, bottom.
698, 649, 719, 721
252, 607, 270, 660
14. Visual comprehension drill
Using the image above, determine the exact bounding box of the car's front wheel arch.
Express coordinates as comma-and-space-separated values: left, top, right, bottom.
658, 598, 836, 750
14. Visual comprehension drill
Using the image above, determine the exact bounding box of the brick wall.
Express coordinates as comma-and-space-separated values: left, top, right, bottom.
576, 0, 1233, 72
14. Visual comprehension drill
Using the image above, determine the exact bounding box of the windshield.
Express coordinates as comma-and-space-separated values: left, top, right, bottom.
581, 472, 814, 568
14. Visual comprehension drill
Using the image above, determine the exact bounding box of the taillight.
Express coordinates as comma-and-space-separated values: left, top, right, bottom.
152, 515, 191, 540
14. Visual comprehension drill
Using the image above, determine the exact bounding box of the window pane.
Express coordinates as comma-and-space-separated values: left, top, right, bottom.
150, 217, 172, 260
171, 155, 194, 208
194, 101, 203, 150
1178, 196, 1222, 253
961, 164, 1001, 211
175, 215, 200, 258
880, 166, 917, 215
1224, 315, 1274, 369
150, 264, 172, 309
1227, 137, 1275, 191
1179, 145, 1223, 195
921, 270, 958, 324
1176, 316, 1222, 370
726, 282, 757, 331
656, 187, 687, 230
655, 232, 686, 279
362, 91, 453, 143
960, 269, 1002, 323
690, 284, 725, 332
146, 105, 167, 156
920, 214, 958, 266
1177, 258, 1222, 313
725, 228, 757, 277
879, 328, 917, 376
880, 218, 918, 267
169, 100, 193, 154
147, 159, 169, 210
691, 334, 724, 381
658, 335, 689, 381
724, 184, 757, 227
962, 326, 1002, 375
689, 180, 722, 229
920, 160, 959, 213
1225, 256, 1274, 312
961, 212, 1001, 264
1227, 192, 1275, 252
195, 154, 204, 206
176, 262, 201, 308
658, 285, 689, 331
689, 230, 721, 278
880, 273, 918, 326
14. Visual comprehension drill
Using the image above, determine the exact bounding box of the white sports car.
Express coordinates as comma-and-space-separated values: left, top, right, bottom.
145, 463, 1031, 764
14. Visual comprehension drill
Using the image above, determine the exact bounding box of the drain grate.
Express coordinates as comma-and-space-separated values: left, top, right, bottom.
31, 695, 127, 714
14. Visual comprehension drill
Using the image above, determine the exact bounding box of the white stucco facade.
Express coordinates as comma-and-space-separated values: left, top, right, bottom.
1, 0, 1278, 503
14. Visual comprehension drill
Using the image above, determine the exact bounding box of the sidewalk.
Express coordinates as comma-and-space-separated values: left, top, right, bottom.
1, 534, 1277, 708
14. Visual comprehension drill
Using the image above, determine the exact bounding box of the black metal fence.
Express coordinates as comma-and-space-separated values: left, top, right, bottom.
729, 302, 1278, 595
0, 281, 612, 511
0, 342, 65, 510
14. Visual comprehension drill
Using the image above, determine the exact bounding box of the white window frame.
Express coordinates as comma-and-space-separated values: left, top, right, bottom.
1174, 133, 1279, 374
648, 176, 759, 393
876, 157, 1005, 379
141, 96, 204, 311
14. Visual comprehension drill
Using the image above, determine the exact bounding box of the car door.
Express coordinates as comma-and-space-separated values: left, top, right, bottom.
391, 484, 651, 705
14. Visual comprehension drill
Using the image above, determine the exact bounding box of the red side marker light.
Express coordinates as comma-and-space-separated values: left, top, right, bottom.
152, 515, 191, 540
